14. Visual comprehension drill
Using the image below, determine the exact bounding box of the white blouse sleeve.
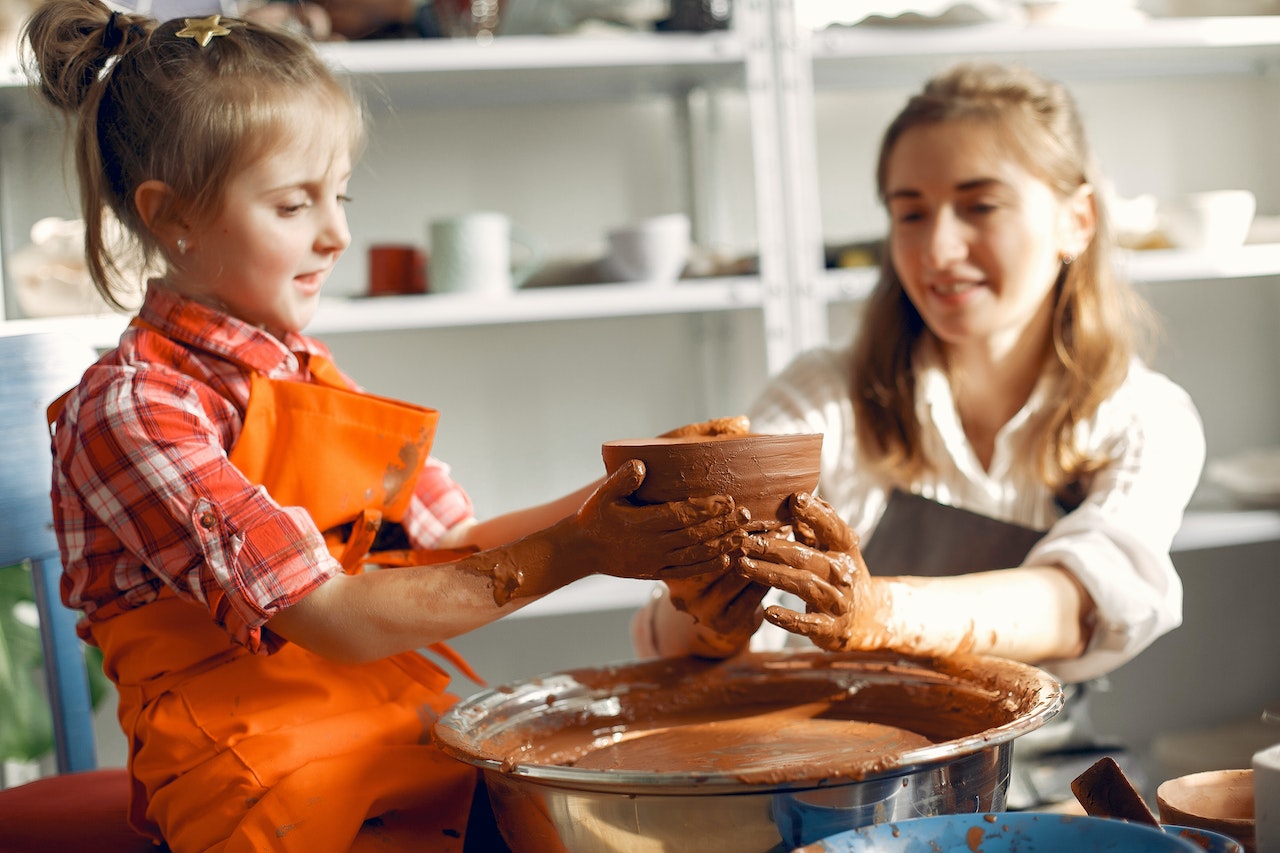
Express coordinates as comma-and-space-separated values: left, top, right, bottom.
1029, 366, 1206, 683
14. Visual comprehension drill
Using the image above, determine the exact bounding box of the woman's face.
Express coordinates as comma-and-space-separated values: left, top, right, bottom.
883, 119, 1091, 360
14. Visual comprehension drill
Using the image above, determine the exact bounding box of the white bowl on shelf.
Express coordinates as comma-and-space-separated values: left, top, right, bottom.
1158, 190, 1257, 251
1206, 447, 1280, 507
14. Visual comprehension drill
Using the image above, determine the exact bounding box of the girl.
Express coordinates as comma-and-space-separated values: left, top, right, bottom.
25, 2, 747, 850
635, 62, 1206, 801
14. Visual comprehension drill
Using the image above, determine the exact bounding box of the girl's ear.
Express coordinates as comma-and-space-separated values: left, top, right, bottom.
134, 180, 188, 249
1059, 183, 1097, 260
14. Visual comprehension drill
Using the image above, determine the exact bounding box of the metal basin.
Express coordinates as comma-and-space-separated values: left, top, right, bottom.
433, 650, 1063, 853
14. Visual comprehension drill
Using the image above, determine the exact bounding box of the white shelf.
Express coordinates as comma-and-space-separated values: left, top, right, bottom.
0, 313, 130, 349
333, 34, 749, 110
310, 277, 762, 335
818, 243, 1280, 304
1120, 243, 1280, 283
808, 16, 1280, 87
0, 31, 750, 119
0, 277, 763, 348
1174, 507, 1280, 553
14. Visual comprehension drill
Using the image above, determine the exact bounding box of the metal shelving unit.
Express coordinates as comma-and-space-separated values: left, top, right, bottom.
0, 11, 1276, 564
0, 7, 797, 365
778, 14, 1280, 556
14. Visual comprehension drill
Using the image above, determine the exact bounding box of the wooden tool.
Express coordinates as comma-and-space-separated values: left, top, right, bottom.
1071, 755, 1160, 826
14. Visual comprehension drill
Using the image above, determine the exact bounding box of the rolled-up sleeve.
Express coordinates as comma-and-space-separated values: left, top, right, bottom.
1029, 370, 1205, 683
62, 365, 340, 651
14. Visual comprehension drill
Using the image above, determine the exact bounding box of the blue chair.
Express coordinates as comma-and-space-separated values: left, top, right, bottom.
0, 331, 153, 851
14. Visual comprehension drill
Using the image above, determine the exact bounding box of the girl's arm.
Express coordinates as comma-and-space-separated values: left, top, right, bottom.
269, 461, 748, 662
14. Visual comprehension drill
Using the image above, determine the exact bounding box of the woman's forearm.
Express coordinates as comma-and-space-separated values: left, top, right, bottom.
873, 565, 1093, 662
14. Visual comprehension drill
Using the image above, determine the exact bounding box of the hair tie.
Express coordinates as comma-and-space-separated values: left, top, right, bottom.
102, 10, 124, 52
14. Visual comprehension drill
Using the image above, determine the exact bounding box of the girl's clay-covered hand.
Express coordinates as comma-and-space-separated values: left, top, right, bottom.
574, 458, 749, 579
737, 492, 892, 653
662, 568, 769, 659
489, 459, 750, 605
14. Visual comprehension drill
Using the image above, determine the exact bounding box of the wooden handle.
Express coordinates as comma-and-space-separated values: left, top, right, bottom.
1071, 755, 1160, 825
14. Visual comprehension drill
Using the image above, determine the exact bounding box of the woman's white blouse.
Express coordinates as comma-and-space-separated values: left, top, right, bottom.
737, 341, 1206, 684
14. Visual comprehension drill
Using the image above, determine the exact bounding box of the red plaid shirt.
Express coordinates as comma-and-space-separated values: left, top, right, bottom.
50, 284, 474, 652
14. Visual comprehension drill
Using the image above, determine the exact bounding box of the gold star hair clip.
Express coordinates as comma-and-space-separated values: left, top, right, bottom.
176, 14, 232, 47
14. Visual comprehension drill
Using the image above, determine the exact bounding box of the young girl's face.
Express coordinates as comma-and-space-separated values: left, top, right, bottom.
884, 118, 1089, 360
169, 131, 352, 339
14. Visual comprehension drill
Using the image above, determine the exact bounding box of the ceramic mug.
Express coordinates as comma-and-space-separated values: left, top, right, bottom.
367, 244, 426, 296
428, 212, 541, 297
603, 213, 691, 285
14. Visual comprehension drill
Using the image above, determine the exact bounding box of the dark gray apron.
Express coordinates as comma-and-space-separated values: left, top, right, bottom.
861, 488, 1130, 809
861, 489, 1047, 578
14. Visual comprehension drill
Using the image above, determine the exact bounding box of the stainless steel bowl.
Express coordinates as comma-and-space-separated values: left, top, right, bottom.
434, 650, 1063, 853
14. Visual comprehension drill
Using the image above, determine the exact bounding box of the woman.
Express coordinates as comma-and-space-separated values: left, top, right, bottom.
635, 61, 1206, 805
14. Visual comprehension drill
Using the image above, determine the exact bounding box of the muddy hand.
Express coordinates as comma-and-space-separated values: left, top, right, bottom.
664, 568, 769, 657
736, 493, 882, 652
574, 458, 750, 581
788, 491, 858, 553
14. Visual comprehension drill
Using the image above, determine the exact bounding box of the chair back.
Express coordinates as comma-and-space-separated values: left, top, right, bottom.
0, 331, 100, 773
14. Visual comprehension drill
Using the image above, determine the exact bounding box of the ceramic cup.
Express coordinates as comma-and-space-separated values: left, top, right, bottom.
603, 213, 691, 284
367, 244, 426, 296
428, 212, 541, 297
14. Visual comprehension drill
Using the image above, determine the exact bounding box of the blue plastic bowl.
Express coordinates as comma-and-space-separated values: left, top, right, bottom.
1163, 823, 1246, 852
805, 813, 1204, 852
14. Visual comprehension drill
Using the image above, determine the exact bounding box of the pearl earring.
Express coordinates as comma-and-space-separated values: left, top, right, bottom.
1060, 253, 1075, 266
177, 238, 188, 255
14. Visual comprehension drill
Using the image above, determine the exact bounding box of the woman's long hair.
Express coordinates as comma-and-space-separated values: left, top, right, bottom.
852, 62, 1155, 501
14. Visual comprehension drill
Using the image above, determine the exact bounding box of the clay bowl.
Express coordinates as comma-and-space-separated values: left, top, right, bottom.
1158, 769, 1256, 853
601, 432, 822, 526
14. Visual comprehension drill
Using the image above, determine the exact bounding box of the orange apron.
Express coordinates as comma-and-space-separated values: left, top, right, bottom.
81, 353, 483, 853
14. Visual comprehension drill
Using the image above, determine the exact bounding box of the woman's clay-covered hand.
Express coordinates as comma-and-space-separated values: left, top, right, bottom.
737, 492, 892, 652
662, 568, 769, 658
490, 459, 749, 605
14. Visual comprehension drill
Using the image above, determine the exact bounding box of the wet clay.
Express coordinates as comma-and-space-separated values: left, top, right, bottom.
438, 651, 1060, 788
515, 699, 934, 778
602, 432, 823, 526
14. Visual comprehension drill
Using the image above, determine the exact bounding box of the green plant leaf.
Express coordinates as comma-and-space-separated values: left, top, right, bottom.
0, 562, 106, 762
